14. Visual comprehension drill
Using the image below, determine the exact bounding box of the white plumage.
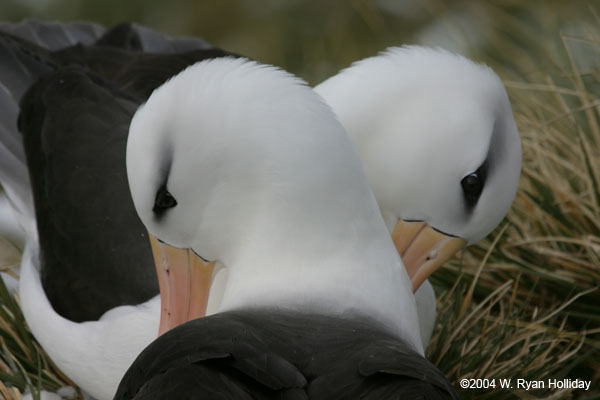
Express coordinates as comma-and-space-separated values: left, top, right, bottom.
19, 246, 159, 400
127, 57, 424, 352
315, 46, 522, 347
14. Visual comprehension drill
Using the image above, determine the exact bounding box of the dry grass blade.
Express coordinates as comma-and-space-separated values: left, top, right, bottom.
0, 381, 22, 400
428, 18, 600, 398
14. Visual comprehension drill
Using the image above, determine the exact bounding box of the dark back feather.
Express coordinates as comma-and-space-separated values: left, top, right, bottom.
0, 20, 237, 321
115, 310, 459, 400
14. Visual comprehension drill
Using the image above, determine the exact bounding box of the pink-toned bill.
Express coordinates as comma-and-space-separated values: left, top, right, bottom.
391, 220, 466, 292
149, 234, 216, 336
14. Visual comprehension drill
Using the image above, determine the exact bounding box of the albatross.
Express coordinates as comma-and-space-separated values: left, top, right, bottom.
115, 56, 458, 399
315, 47, 522, 346
0, 20, 517, 399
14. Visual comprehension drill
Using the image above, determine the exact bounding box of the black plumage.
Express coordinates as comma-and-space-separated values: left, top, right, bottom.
115, 310, 459, 400
1, 20, 236, 321
19, 66, 157, 322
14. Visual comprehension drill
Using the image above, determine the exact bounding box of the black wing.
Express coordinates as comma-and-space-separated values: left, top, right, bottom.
19, 67, 157, 322
95, 22, 215, 53
1, 21, 237, 321
0, 19, 105, 50
116, 310, 458, 400
352, 341, 458, 399
114, 312, 308, 400
0, 26, 58, 221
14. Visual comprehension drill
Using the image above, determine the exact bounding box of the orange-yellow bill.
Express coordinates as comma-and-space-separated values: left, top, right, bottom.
149, 233, 216, 336
391, 220, 466, 292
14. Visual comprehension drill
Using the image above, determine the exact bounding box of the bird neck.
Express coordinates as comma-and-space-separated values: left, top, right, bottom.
217, 179, 424, 353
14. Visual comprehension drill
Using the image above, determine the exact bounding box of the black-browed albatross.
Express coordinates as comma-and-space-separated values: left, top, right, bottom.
116, 56, 458, 399
315, 46, 522, 346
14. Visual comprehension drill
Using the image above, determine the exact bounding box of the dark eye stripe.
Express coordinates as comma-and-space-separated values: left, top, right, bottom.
461, 160, 487, 210
153, 184, 177, 216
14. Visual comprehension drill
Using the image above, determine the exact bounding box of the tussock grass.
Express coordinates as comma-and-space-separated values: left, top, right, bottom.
0, 5, 599, 399
0, 246, 80, 400
428, 28, 600, 399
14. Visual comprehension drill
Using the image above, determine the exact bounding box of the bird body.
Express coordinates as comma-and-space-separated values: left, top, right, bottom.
19, 245, 159, 400
127, 57, 423, 352
120, 56, 455, 399
115, 310, 457, 400
315, 46, 521, 347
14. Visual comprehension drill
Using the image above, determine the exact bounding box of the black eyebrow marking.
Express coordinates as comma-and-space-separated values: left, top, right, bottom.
462, 159, 488, 211
153, 183, 177, 217
152, 137, 175, 220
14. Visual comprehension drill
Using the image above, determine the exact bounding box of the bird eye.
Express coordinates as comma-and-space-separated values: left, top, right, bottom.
461, 161, 487, 209
153, 185, 177, 215
461, 173, 483, 197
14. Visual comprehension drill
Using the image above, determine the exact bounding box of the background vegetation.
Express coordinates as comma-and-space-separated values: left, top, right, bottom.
0, 1, 598, 399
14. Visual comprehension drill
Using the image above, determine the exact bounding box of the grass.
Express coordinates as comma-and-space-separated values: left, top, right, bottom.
0, 240, 79, 400
427, 26, 600, 399
1, 6, 600, 400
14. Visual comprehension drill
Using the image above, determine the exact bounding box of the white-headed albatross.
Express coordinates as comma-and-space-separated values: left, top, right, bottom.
116, 56, 458, 399
315, 46, 522, 346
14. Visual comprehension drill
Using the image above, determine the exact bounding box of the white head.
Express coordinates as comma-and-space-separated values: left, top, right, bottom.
315, 46, 521, 288
127, 58, 422, 351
